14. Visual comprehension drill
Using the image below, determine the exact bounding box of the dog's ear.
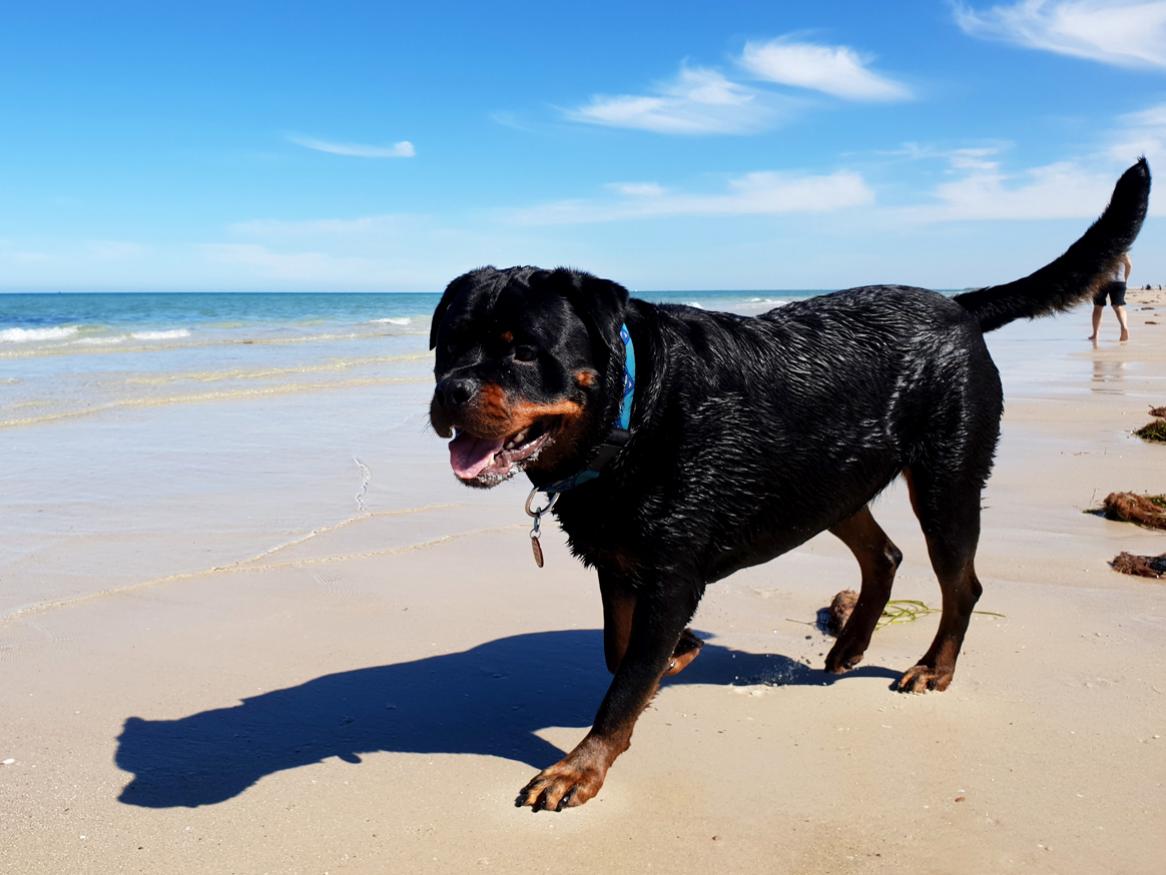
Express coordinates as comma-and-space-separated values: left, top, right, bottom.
429, 269, 492, 351
538, 268, 629, 358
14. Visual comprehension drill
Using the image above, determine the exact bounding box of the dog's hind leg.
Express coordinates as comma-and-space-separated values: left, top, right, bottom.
898, 466, 985, 693
825, 506, 902, 673
600, 571, 702, 677
599, 572, 636, 674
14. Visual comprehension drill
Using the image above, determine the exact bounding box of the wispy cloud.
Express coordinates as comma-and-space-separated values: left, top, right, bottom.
508, 169, 873, 225
887, 144, 1149, 221
0, 240, 50, 263
738, 38, 912, 101
287, 134, 416, 158
875, 141, 1011, 170
1107, 101, 1166, 161
200, 243, 378, 280
954, 0, 1166, 69
918, 160, 1119, 219
86, 240, 148, 260
878, 96, 1163, 222
230, 214, 416, 238
564, 66, 792, 135
603, 182, 669, 197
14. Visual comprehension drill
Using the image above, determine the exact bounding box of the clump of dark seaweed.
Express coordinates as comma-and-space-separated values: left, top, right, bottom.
1093, 492, 1166, 530
1135, 420, 1166, 442
1111, 551, 1166, 579
1135, 405, 1166, 442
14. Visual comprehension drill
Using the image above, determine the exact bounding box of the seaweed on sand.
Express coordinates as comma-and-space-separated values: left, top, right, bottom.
1135, 419, 1166, 442
1096, 492, 1166, 529
1111, 551, 1166, 579
819, 592, 1004, 635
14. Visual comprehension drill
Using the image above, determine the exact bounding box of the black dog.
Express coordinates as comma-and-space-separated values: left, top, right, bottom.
428, 159, 1150, 811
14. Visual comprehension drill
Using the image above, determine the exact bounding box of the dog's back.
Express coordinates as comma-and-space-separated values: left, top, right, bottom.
619, 284, 998, 577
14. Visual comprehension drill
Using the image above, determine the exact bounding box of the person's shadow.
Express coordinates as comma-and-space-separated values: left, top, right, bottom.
115, 629, 897, 808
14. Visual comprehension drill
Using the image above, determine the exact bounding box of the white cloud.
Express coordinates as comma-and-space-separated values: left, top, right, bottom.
876, 141, 1012, 170
199, 219, 564, 290
945, 146, 1004, 171
878, 98, 1162, 222
604, 182, 668, 197
565, 66, 790, 135
200, 243, 378, 280
229, 214, 416, 238
927, 160, 1116, 218
508, 170, 874, 224
738, 38, 912, 101
1107, 101, 1166, 162
954, 0, 1166, 69
891, 150, 1140, 221
0, 242, 49, 263
87, 240, 148, 260
287, 134, 416, 158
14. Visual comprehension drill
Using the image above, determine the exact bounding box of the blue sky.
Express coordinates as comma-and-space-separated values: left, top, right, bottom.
1, 0, 1164, 292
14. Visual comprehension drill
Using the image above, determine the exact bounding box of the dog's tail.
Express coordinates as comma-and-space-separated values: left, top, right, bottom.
954, 158, 1151, 333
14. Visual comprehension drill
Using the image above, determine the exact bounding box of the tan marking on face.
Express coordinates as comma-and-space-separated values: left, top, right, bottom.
458, 387, 584, 442
574, 368, 599, 388
509, 398, 585, 425
500, 330, 514, 344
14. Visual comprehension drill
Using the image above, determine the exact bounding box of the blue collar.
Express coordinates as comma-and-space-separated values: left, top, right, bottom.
539, 322, 636, 496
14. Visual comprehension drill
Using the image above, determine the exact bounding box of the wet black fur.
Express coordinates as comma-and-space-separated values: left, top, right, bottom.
429, 159, 1150, 805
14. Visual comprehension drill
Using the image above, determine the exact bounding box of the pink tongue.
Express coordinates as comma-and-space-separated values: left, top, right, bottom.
449, 433, 506, 479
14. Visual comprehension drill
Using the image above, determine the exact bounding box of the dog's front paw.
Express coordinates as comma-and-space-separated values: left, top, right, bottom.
516, 745, 610, 812
897, 663, 954, 693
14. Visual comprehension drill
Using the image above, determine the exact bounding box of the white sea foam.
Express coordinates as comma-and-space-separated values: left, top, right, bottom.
74, 335, 129, 346
131, 329, 192, 340
0, 326, 80, 344
371, 317, 412, 326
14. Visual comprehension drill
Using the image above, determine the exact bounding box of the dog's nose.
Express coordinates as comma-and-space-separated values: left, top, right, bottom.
436, 376, 478, 409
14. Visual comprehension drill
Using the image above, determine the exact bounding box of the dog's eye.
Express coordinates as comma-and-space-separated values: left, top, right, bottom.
514, 344, 538, 362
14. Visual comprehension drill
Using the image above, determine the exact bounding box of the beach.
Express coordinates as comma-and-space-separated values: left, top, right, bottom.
1, 289, 1164, 874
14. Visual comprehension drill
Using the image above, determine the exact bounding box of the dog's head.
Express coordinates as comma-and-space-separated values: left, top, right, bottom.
428, 266, 629, 488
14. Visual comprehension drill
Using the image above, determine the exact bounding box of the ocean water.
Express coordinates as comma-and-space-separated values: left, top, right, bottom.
0, 291, 812, 426
0, 289, 812, 618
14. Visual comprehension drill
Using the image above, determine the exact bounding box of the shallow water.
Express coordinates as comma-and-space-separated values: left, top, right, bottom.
0, 289, 813, 617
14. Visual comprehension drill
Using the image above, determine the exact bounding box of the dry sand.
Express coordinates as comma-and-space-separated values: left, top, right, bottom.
2, 296, 1165, 874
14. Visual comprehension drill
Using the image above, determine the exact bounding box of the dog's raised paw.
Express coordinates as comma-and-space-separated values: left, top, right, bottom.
665, 628, 704, 677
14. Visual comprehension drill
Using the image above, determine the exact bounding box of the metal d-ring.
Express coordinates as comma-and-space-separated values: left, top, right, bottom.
524, 488, 560, 519
525, 489, 560, 569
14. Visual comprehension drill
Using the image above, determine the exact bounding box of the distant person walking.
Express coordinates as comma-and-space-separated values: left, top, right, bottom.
1089, 252, 1132, 342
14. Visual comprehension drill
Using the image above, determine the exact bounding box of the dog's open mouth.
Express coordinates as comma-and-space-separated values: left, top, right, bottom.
448, 419, 554, 483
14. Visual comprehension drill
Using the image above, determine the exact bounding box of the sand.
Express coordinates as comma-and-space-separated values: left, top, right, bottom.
2, 294, 1165, 874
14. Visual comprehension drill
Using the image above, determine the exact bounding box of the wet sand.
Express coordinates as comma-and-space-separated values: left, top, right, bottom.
2, 295, 1164, 874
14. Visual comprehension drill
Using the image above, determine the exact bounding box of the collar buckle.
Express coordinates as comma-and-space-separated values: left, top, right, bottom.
587, 427, 630, 472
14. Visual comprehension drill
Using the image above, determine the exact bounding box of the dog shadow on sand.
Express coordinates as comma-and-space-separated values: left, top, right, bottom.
115, 629, 897, 808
